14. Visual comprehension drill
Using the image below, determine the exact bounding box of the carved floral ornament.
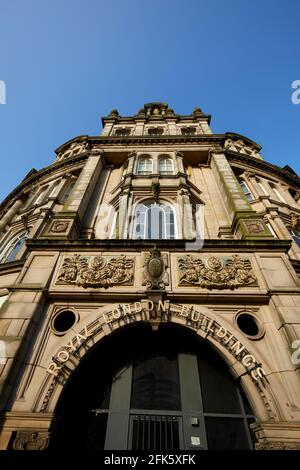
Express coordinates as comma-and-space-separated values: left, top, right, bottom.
56, 254, 134, 288
178, 254, 258, 289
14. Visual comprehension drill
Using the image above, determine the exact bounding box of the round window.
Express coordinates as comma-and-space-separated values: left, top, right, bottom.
51, 310, 77, 335
235, 312, 264, 340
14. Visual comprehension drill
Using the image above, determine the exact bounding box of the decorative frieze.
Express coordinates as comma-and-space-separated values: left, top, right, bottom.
178, 254, 257, 289
56, 254, 134, 288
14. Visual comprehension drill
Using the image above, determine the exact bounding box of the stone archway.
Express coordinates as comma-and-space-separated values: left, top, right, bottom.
6, 301, 285, 450
37, 302, 272, 421
49, 321, 259, 450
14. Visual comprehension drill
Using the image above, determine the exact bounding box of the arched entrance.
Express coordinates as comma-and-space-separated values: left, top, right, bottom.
50, 322, 256, 450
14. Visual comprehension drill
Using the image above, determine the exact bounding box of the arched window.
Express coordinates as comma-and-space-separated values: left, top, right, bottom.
0, 232, 28, 264
159, 157, 173, 176
33, 186, 49, 206
239, 180, 254, 202
269, 183, 285, 203
61, 179, 76, 203
133, 201, 175, 239
137, 157, 152, 176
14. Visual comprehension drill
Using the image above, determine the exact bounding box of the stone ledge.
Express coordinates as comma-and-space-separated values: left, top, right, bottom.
25, 238, 292, 252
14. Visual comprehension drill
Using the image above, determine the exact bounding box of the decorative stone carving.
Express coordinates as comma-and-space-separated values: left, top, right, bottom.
209, 145, 224, 155
12, 431, 50, 450
192, 107, 202, 116
56, 254, 134, 288
50, 220, 70, 233
242, 219, 266, 234
255, 441, 300, 450
151, 181, 160, 199
58, 140, 89, 160
108, 109, 119, 117
89, 147, 104, 157
291, 213, 300, 228
224, 138, 260, 158
178, 254, 257, 289
128, 150, 137, 158
143, 246, 168, 289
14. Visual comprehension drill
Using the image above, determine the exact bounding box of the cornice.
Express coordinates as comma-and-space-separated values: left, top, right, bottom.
226, 151, 300, 188
26, 238, 292, 253
101, 113, 212, 125
0, 259, 25, 275
89, 134, 224, 146
0, 153, 88, 213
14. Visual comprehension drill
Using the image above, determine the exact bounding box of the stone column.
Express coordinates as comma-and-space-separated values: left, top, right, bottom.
166, 119, 178, 135
42, 151, 103, 239
134, 119, 145, 136
125, 151, 136, 178
210, 150, 272, 239
178, 189, 194, 239
0, 199, 24, 234
175, 151, 185, 174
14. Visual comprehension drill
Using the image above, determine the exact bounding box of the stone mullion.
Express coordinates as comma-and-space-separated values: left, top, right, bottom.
118, 190, 130, 239
178, 189, 194, 239
0, 199, 24, 235
175, 151, 184, 174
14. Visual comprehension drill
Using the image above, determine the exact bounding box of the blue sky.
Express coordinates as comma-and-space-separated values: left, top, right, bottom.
0, 0, 299, 201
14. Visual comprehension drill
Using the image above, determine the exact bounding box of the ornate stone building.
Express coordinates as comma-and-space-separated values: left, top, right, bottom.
0, 102, 300, 451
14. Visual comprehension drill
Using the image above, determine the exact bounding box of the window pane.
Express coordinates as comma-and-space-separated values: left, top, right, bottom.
61, 181, 75, 203
240, 181, 254, 202
198, 356, 242, 413
205, 417, 251, 450
5, 235, 27, 263
134, 203, 175, 240
138, 158, 152, 175
131, 355, 181, 410
159, 158, 173, 175
146, 206, 163, 239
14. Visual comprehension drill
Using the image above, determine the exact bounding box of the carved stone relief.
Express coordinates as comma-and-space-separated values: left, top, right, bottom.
49, 220, 70, 234
242, 219, 266, 234
12, 431, 50, 450
178, 254, 257, 288
255, 441, 300, 450
224, 138, 260, 158
56, 254, 134, 288
142, 246, 168, 289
